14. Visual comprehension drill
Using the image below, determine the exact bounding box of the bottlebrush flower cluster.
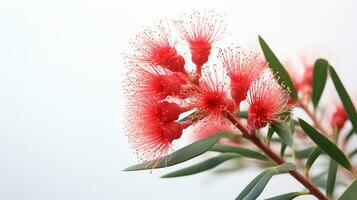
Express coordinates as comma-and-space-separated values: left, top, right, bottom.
123, 10, 357, 200
123, 10, 291, 165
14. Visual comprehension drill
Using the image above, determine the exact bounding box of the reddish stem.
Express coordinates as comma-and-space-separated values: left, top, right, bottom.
299, 101, 329, 136
225, 112, 329, 200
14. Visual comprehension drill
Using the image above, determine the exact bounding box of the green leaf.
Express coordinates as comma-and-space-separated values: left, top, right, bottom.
236, 163, 296, 200
123, 132, 230, 171
294, 147, 315, 159
327, 133, 339, 197
344, 128, 355, 143
299, 119, 352, 170
312, 59, 329, 109
265, 192, 309, 200
280, 143, 287, 157
338, 180, 357, 200
258, 36, 298, 99
275, 162, 297, 172
311, 172, 328, 188
210, 144, 268, 161
243, 170, 276, 200
311, 171, 347, 189
326, 158, 338, 197
271, 122, 294, 147
267, 127, 274, 145
305, 147, 322, 175
348, 148, 357, 158
161, 153, 240, 178
236, 170, 271, 200
330, 66, 357, 132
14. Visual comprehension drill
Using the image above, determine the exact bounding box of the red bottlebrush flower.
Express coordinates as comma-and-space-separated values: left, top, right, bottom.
124, 64, 187, 99
191, 69, 235, 118
219, 46, 266, 105
130, 20, 186, 73
125, 96, 188, 164
175, 10, 226, 75
298, 49, 330, 98
330, 105, 348, 130
247, 71, 292, 130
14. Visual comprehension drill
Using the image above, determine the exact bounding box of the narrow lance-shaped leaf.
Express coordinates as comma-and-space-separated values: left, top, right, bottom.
280, 143, 287, 157
258, 36, 298, 99
243, 170, 276, 200
330, 66, 357, 132
161, 153, 240, 178
312, 58, 329, 109
236, 163, 296, 200
348, 148, 357, 158
312, 174, 347, 189
265, 192, 310, 200
326, 133, 339, 198
124, 132, 230, 171
235, 170, 270, 200
299, 119, 352, 171
271, 122, 294, 147
326, 159, 338, 197
210, 144, 268, 161
338, 180, 357, 200
344, 128, 355, 143
267, 127, 274, 145
305, 147, 322, 176
311, 172, 328, 189
293, 147, 315, 159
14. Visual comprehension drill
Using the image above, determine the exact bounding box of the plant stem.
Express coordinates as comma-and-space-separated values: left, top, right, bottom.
298, 101, 329, 136
225, 112, 329, 200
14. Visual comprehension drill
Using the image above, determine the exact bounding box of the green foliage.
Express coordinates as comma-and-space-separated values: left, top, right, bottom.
305, 147, 322, 176
330, 66, 357, 132
338, 180, 357, 200
312, 59, 329, 109
299, 118, 352, 171
236, 163, 296, 200
124, 132, 230, 171
294, 147, 315, 159
210, 144, 268, 160
265, 192, 309, 200
271, 122, 294, 147
345, 128, 355, 143
326, 158, 338, 197
258, 36, 298, 99
161, 153, 240, 178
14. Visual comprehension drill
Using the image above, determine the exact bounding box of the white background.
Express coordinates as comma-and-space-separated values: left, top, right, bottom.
1, 0, 356, 199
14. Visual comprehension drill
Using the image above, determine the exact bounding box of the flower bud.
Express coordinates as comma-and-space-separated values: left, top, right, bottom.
161, 122, 183, 142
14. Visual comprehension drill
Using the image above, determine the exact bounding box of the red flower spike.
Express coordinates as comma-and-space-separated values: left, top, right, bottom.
125, 96, 188, 164
191, 69, 234, 118
247, 70, 292, 130
175, 10, 226, 75
130, 20, 186, 73
124, 64, 187, 99
219, 46, 266, 105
